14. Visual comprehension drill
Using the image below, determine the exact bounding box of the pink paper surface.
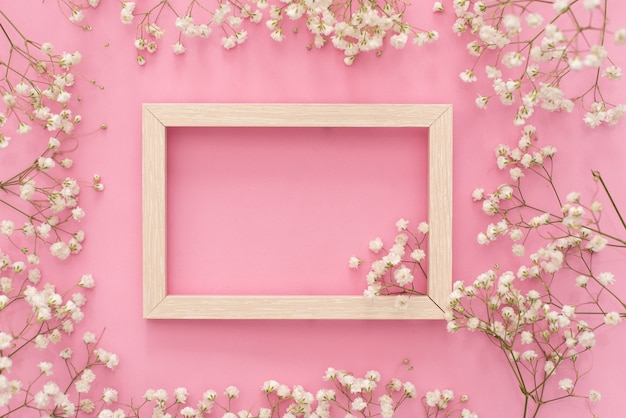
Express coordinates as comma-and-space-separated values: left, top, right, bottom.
167, 126, 428, 295
2, 1, 626, 417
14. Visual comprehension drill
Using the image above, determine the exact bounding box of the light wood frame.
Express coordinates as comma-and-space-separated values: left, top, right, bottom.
143, 103, 452, 319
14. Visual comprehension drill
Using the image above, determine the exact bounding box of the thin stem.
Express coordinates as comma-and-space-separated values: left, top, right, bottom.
593, 170, 626, 231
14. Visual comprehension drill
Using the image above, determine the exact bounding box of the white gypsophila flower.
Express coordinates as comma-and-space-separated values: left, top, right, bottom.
512, 244, 524, 256
389, 243, 406, 257
257, 408, 272, 418
583, 0, 601, 10
589, 389, 601, 403
461, 409, 478, 418
446, 320, 459, 333
521, 350, 537, 362
364, 284, 380, 299
603, 65, 622, 80
460, 69, 477, 82
270, 29, 284, 42
615, 28, 626, 45
12, 261, 25, 273
475, 95, 489, 109
579, 330, 596, 348
482, 198, 499, 215
471, 188, 484, 201
425, 389, 441, 407
395, 233, 409, 246
395, 218, 409, 231
394, 295, 410, 311
569, 56, 583, 71
418, 222, 429, 234
60, 347, 73, 359
0, 333, 12, 350
50, 241, 71, 260
410, 248, 425, 262
225, 385, 239, 399
79, 274, 95, 288
597, 272, 615, 286
0, 295, 8, 309
82, 332, 96, 344
27, 254, 39, 265
466, 317, 479, 331
604, 311, 621, 325
402, 382, 416, 398
390, 33, 408, 49
172, 42, 186, 55
584, 45, 608, 68
71, 207, 85, 221
348, 256, 361, 269
0, 220, 14, 236
382, 252, 401, 266
75, 379, 90, 393
351, 397, 367, 411
520, 331, 533, 344
553, 0, 570, 13
544, 360, 555, 375
565, 191, 580, 203
0, 133, 10, 148
154, 388, 168, 402
371, 260, 387, 276
262, 380, 279, 393
174, 387, 189, 403
368, 237, 383, 253
181, 407, 197, 418
432, 2, 444, 12
558, 378, 573, 391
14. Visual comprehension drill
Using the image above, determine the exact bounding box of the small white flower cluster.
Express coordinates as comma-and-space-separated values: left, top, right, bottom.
423, 389, 477, 418
118, 1, 262, 65
472, 126, 621, 301
0, 11, 115, 417
23, 338, 119, 415
57, 0, 100, 29
445, 270, 603, 412
322, 367, 416, 418
452, 0, 626, 126
1, 173, 92, 261
449, 122, 626, 414
0, 12, 106, 265
0, 40, 84, 150
349, 218, 428, 309
266, 0, 438, 65
96, 368, 416, 418
473, 126, 558, 251
0, 262, 119, 415
113, 0, 437, 65
115, 387, 216, 418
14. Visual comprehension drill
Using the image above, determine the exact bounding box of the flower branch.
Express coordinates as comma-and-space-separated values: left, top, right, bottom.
452, 0, 626, 127
349, 218, 429, 310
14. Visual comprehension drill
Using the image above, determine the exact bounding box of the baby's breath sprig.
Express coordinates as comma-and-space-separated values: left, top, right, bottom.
56, 0, 101, 31
349, 218, 429, 311
453, 0, 625, 127
116, 0, 437, 65
445, 124, 626, 417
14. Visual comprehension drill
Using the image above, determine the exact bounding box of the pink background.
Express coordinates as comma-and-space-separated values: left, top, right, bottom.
3, 0, 626, 416
167, 126, 428, 295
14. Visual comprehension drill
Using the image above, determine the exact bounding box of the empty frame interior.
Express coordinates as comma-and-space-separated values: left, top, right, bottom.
143, 104, 452, 319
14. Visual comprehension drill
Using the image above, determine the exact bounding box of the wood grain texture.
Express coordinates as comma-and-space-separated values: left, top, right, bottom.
144, 103, 450, 127
148, 295, 445, 320
142, 106, 168, 318
142, 104, 453, 320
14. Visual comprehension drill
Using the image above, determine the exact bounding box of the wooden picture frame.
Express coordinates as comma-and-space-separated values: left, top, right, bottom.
143, 103, 452, 319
